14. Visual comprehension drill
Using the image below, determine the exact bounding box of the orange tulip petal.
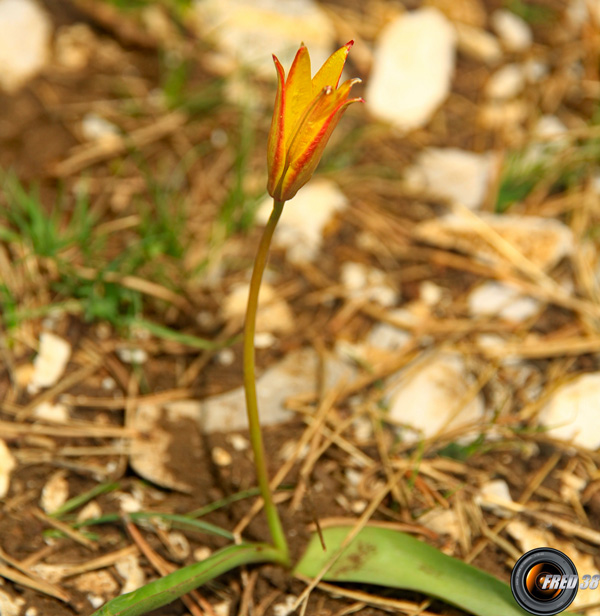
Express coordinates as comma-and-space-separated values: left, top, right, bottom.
266, 41, 362, 201
288, 78, 361, 161
284, 46, 314, 139
279, 95, 362, 200
266, 55, 287, 197
311, 41, 353, 97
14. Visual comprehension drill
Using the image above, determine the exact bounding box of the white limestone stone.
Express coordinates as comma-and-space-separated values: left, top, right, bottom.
485, 64, 525, 99
404, 147, 494, 210
256, 179, 348, 264
387, 353, 485, 442
31, 332, 71, 392
468, 281, 540, 322
491, 9, 533, 52
455, 23, 502, 65
415, 213, 574, 272
367, 8, 456, 131
0, 0, 51, 92
539, 373, 600, 450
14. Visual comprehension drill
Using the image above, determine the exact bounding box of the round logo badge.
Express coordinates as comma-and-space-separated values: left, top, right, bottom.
511, 548, 579, 615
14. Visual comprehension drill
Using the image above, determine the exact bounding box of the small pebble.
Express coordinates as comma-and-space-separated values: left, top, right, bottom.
216, 348, 235, 366
194, 546, 212, 561
211, 447, 232, 467
41, 471, 69, 514
227, 434, 249, 451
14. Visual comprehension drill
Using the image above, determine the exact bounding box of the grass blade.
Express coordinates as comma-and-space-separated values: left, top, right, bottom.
295, 526, 533, 616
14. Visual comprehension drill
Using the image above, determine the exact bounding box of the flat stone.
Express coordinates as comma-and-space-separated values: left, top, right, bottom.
131, 348, 357, 488
468, 281, 540, 322
455, 23, 502, 65
387, 353, 485, 442
367, 8, 456, 131
198, 348, 356, 433
538, 373, 600, 450
415, 213, 573, 271
256, 179, 348, 263
0, 0, 51, 92
40, 471, 69, 514
475, 479, 515, 517
491, 9, 533, 53
193, 0, 335, 80
404, 147, 493, 210
485, 64, 525, 99
31, 332, 71, 392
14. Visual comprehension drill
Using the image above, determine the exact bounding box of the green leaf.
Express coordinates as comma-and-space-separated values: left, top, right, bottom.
295, 526, 532, 616
92, 542, 287, 616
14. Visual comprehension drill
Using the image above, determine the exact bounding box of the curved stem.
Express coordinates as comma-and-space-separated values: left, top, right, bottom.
243, 198, 290, 565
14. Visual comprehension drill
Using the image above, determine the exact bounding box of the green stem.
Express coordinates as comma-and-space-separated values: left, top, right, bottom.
243, 198, 290, 565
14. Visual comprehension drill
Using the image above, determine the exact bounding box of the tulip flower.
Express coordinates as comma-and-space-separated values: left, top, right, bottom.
267, 41, 363, 202
242, 42, 362, 568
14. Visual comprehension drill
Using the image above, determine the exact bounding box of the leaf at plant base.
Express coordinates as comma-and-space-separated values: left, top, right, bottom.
92, 542, 286, 616
295, 526, 531, 616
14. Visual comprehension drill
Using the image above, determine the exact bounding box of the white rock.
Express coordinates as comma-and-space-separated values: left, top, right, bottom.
198, 348, 356, 432
82, 113, 121, 144
0, 440, 16, 498
33, 401, 69, 423
0, 589, 25, 616
256, 180, 348, 263
485, 64, 525, 100
115, 554, 145, 594
534, 115, 567, 139
211, 446, 232, 467
367, 8, 456, 131
404, 147, 493, 210
491, 9, 533, 53
0, 0, 51, 92
31, 332, 71, 391
73, 570, 118, 597
131, 348, 356, 479
116, 348, 148, 365
454, 23, 502, 65
40, 472, 69, 514
420, 281, 444, 306
415, 213, 574, 271
340, 262, 398, 307
387, 353, 485, 442
193, 0, 335, 80
539, 374, 600, 449
475, 479, 515, 517
76, 500, 102, 522
273, 595, 298, 616
223, 282, 294, 334
468, 281, 540, 322
419, 508, 461, 541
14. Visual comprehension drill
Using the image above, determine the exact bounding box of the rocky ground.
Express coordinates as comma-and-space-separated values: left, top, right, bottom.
2, 0, 600, 615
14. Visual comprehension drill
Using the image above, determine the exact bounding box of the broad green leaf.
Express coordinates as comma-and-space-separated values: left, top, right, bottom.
295, 526, 531, 616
